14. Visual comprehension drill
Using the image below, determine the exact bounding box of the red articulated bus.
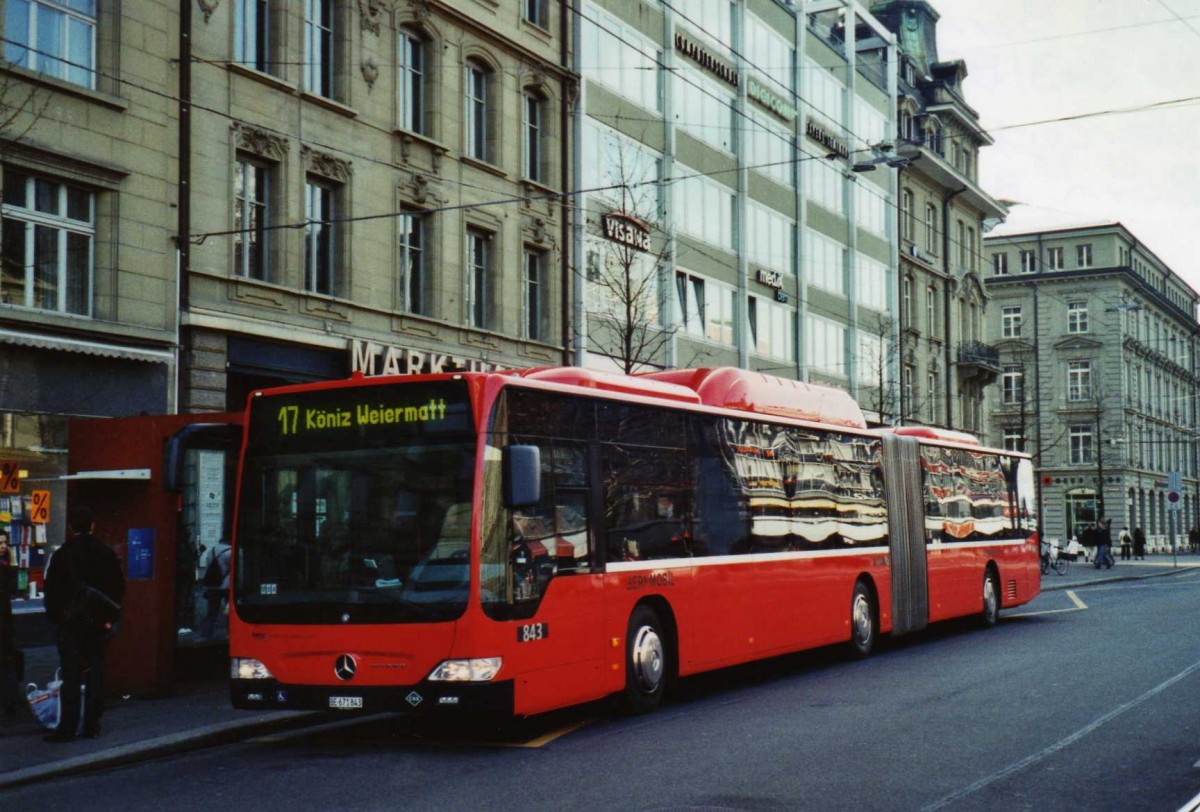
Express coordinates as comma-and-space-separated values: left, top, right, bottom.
229, 367, 1040, 717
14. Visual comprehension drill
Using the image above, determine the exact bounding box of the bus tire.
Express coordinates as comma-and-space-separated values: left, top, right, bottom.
623, 605, 668, 714
981, 568, 1000, 628
849, 580, 876, 658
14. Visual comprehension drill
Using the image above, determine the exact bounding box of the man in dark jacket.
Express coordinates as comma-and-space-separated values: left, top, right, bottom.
42, 506, 124, 742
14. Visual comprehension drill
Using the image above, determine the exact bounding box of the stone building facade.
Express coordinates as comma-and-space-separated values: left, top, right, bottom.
870, 0, 1005, 434
0, 0, 179, 548
183, 0, 573, 411
984, 223, 1200, 548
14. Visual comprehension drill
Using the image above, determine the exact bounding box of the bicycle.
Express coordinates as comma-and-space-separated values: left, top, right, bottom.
1040, 542, 1068, 576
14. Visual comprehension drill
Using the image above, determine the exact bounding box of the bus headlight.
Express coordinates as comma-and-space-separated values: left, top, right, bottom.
427, 658, 502, 682
231, 658, 274, 680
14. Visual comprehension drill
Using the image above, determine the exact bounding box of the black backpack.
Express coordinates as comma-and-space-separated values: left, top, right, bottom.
202, 549, 227, 588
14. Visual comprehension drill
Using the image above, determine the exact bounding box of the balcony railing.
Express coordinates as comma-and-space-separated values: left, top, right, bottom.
956, 341, 1001, 373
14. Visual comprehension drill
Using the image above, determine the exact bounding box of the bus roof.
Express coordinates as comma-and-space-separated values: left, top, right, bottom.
888, 426, 982, 446
640, 368, 867, 429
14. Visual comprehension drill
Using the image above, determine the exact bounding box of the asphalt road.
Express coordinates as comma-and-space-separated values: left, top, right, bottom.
6, 572, 1200, 812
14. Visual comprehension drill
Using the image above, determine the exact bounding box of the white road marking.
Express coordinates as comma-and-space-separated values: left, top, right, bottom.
921, 659, 1200, 811
1006, 590, 1088, 618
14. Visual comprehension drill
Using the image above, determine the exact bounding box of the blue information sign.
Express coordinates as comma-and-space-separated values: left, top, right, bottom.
127, 528, 155, 580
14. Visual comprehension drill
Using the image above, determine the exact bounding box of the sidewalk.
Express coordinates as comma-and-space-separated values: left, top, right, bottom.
1037, 551, 1200, 591
0, 643, 327, 790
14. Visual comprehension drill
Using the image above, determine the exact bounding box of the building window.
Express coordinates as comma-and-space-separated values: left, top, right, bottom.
465, 62, 491, 162
901, 188, 914, 241
1077, 243, 1093, 268
524, 249, 544, 341
235, 0, 270, 72
1001, 365, 1024, 405
956, 219, 966, 269
924, 203, 936, 254
304, 179, 339, 296
234, 158, 270, 281
1067, 301, 1089, 334
993, 253, 1008, 275
399, 211, 426, 315
1001, 305, 1022, 338
926, 286, 937, 335
677, 272, 705, 338
1067, 360, 1092, 402
967, 227, 976, 271
1019, 249, 1036, 273
926, 371, 937, 423
0, 168, 94, 315
1048, 246, 1064, 270
522, 91, 543, 183
5, 0, 96, 88
902, 364, 914, 414
1069, 424, 1094, 465
1003, 428, 1025, 453
397, 29, 425, 134
523, 0, 548, 28
467, 228, 492, 329
902, 276, 912, 326
304, 0, 335, 98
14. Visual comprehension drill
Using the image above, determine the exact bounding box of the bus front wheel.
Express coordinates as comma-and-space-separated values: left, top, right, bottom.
623, 605, 668, 714
850, 581, 876, 658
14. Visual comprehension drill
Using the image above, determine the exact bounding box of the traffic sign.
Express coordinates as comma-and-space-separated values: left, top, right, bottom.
1168, 470, 1183, 511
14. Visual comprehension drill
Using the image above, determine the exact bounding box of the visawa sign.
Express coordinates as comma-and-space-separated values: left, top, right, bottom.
602, 212, 652, 252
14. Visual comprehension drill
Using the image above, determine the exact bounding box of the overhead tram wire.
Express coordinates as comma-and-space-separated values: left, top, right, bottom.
8, 35, 1197, 269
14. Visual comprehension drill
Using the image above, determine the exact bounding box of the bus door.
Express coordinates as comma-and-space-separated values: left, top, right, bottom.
483, 439, 607, 714
882, 434, 928, 636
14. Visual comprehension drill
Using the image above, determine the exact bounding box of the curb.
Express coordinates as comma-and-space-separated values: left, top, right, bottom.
1039, 564, 1200, 592
0, 710, 330, 790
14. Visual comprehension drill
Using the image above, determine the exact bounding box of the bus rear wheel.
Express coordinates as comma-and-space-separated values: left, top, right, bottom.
981, 569, 1000, 628
850, 581, 876, 658
623, 606, 668, 714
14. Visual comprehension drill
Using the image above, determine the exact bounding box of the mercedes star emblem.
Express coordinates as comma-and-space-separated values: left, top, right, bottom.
334, 654, 357, 681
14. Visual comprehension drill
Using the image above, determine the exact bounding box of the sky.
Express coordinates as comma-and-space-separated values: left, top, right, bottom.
931, 0, 1200, 291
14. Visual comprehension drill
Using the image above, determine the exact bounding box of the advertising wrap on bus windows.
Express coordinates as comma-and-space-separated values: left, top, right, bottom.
479, 386, 892, 621
234, 381, 478, 624
919, 446, 1034, 544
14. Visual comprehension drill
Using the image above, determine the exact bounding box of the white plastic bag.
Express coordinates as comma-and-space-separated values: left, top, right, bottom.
26, 669, 84, 732
27, 669, 62, 729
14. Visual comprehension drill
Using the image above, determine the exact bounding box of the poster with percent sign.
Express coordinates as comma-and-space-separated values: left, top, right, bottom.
0, 462, 19, 494
29, 490, 50, 524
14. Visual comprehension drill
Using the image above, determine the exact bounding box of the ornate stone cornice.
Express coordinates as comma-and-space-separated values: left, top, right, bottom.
302, 146, 352, 182
232, 123, 288, 161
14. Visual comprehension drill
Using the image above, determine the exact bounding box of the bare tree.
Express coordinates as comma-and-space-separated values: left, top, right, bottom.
579, 125, 678, 374
0, 66, 51, 150
859, 313, 898, 426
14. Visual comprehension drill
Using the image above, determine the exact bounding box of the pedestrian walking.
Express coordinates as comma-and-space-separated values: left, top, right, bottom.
1134, 526, 1147, 560
42, 506, 125, 743
1094, 516, 1114, 570
199, 538, 231, 639
0, 530, 22, 719
1079, 523, 1095, 564
175, 534, 199, 635
1119, 527, 1132, 561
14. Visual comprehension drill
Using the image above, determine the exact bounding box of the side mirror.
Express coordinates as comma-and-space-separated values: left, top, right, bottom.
502, 445, 541, 508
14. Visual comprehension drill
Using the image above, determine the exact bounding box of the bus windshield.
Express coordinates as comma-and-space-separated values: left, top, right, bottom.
234, 380, 476, 624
